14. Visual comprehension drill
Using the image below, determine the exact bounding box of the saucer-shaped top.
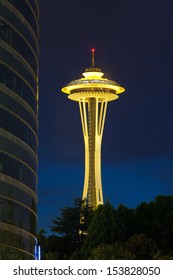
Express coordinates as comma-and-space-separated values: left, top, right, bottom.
61, 67, 125, 102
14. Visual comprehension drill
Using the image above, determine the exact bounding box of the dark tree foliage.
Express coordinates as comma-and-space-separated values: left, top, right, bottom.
89, 234, 158, 260
38, 195, 173, 259
36, 229, 62, 259
90, 243, 135, 260
115, 204, 135, 242
135, 195, 173, 254
127, 233, 158, 260
80, 202, 117, 258
50, 197, 93, 258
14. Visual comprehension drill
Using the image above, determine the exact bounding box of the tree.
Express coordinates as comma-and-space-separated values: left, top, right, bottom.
80, 202, 117, 258
90, 243, 134, 260
45, 251, 60, 260
36, 229, 64, 259
135, 196, 173, 255
38, 195, 173, 259
50, 197, 92, 258
150, 196, 173, 254
116, 204, 135, 242
127, 233, 158, 260
153, 251, 173, 260
134, 202, 151, 235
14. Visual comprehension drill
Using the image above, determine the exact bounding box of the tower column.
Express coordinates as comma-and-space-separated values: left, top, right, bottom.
79, 97, 108, 208
88, 97, 97, 207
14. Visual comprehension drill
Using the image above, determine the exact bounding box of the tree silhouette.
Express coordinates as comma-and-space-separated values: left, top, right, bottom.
50, 197, 92, 258
38, 195, 173, 259
90, 243, 134, 260
127, 233, 158, 259
80, 202, 117, 258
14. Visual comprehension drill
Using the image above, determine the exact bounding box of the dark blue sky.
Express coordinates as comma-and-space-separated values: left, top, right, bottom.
38, 0, 173, 233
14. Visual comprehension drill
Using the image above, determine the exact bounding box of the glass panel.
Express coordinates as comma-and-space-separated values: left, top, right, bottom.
0, 21, 37, 73
0, 197, 37, 233
0, 63, 37, 112
0, 107, 37, 153
0, 152, 37, 192
8, 0, 38, 37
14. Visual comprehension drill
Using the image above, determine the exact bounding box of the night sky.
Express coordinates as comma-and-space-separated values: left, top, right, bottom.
38, 0, 173, 234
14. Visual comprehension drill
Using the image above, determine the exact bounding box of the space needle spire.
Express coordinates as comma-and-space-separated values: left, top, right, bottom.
61, 50, 125, 209
91, 48, 95, 67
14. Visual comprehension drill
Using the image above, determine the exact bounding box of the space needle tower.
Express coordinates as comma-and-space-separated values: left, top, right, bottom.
61, 49, 125, 209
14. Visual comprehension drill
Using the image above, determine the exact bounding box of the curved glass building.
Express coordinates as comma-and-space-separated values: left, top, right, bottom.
0, 0, 39, 259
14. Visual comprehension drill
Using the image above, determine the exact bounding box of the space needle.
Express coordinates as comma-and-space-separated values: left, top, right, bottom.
61, 49, 125, 208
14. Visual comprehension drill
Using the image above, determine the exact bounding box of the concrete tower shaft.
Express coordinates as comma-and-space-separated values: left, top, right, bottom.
61, 52, 125, 208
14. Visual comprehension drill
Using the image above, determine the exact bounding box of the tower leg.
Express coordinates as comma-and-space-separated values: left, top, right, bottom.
79, 97, 107, 208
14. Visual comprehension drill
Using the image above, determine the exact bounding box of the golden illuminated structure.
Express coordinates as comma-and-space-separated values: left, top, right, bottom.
61, 49, 125, 208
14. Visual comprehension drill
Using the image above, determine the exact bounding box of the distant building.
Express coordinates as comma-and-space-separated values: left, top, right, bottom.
0, 0, 39, 259
62, 50, 125, 209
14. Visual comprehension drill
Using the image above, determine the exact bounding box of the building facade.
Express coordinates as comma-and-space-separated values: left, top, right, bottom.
0, 0, 39, 259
